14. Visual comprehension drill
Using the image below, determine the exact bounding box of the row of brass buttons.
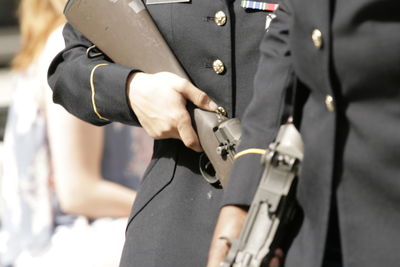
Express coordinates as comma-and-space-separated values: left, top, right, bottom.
213, 14, 334, 112
212, 11, 226, 74
312, 28, 335, 112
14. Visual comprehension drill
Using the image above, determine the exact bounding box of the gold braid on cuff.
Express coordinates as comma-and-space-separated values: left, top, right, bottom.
90, 63, 110, 121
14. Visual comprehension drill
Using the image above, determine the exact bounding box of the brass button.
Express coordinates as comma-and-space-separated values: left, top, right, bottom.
311, 29, 323, 49
216, 106, 227, 116
325, 95, 335, 112
212, 59, 225, 74
214, 11, 227, 26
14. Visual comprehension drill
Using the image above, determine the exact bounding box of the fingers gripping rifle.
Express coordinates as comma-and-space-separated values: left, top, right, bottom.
222, 123, 304, 267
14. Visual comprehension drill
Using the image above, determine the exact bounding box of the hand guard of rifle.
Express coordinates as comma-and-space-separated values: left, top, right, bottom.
221, 123, 304, 267
193, 107, 241, 188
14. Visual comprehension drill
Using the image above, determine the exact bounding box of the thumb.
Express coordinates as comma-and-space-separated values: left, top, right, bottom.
179, 83, 218, 111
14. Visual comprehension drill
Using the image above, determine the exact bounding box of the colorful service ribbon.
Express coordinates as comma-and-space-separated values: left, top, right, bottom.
241, 0, 279, 12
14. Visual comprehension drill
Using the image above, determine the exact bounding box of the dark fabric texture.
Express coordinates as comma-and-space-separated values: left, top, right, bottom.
48, 24, 138, 126
47, 0, 276, 266
228, 0, 400, 266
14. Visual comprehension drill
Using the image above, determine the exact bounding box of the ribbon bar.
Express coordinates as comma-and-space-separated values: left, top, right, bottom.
241, 1, 279, 11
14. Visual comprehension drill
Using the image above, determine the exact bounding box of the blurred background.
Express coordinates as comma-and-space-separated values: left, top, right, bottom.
0, 0, 19, 223
0, 2, 154, 266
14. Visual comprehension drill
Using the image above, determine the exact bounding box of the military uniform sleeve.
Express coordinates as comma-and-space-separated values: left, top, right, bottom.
48, 23, 140, 126
222, 0, 294, 207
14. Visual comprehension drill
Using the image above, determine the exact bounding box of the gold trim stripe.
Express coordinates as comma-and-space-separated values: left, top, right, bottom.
234, 148, 267, 160
90, 63, 110, 121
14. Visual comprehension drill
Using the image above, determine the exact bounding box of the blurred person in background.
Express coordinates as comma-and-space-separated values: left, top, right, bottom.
0, 0, 153, 266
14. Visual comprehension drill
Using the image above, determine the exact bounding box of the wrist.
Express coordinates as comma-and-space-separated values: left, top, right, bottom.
126, 71, 143, 111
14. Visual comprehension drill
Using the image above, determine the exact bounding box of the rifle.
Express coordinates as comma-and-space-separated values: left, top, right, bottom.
64, 0, 239, 187
222, 123, 304, 267
193, 107, 241, 188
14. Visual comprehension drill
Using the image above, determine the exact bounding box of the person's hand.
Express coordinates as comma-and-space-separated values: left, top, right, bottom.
207, 205, 285, 267
207, 205, 248, 267
127, 72, 218, 152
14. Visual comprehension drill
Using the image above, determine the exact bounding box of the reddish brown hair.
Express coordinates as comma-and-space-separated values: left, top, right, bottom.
12, 0, 66, 70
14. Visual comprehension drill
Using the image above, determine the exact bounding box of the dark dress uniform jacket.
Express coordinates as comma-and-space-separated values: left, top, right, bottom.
48, 0, 276, 266
227, 0, 400, 266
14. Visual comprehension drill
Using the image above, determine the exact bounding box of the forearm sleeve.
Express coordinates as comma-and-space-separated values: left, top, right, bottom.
222, 0, 294, 207
48, 23, 140, 126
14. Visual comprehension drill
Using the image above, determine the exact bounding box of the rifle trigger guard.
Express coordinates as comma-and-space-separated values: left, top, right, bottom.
199, 153, 222, 188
